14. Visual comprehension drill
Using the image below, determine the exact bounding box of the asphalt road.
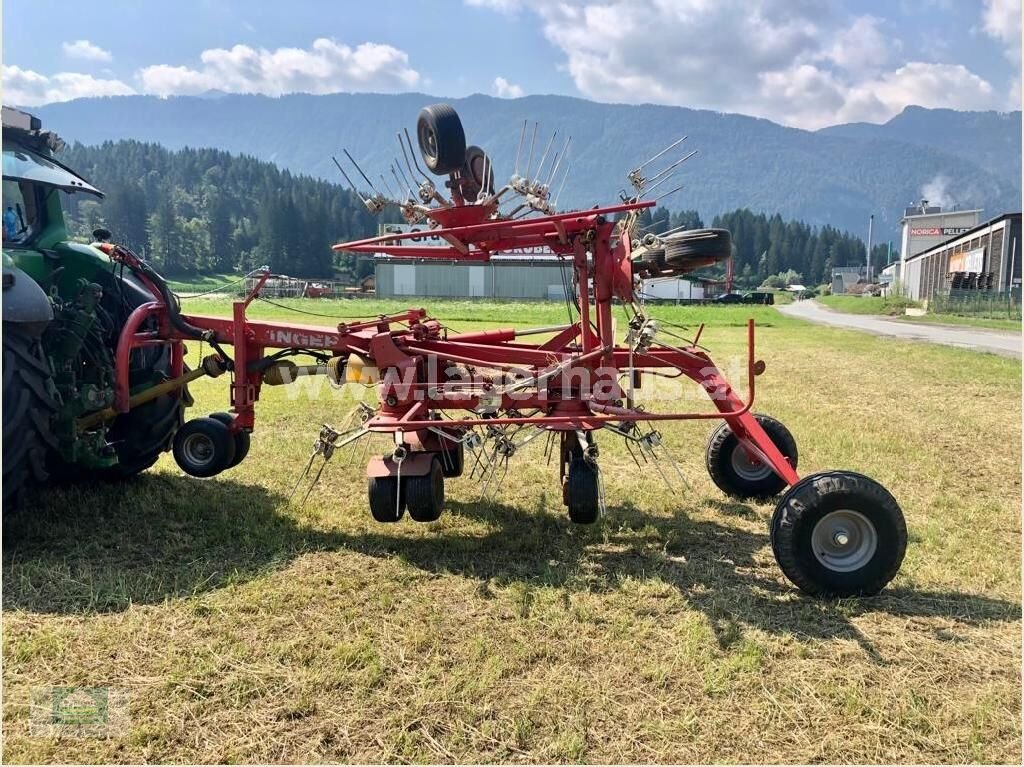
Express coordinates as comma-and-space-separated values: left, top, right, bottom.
778, 299, 1022, 358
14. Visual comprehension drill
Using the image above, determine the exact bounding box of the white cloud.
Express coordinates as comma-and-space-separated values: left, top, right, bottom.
493, 76, 524, 98
62, 39, 113, 62
2, 65, 135, 106
137, 38, 420, 97
981, 0, 1022, 108
468, 0, 1007, 128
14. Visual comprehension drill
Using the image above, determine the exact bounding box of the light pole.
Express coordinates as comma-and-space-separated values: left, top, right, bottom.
866, 214, 874, 283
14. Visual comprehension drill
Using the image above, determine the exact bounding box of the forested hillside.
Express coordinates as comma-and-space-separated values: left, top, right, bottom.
61, 140, 883, 287
61, 141, 380, 277
36, 93, 1022, 237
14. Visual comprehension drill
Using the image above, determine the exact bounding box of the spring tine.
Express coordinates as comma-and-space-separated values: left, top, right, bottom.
553, 147, 572, 207
379, 173, 398, 201
641, 168, 683, 199
392, 163, 414, 199
343, 148, 378, 192
398, 132, 423, 186
652, 182, 686, 202
289, 452, 318, 500
404, 128, 432, 181
631, 135, 687, 175
513, 120, 527, 176
332, 155, 368, 203
547, 135, 571, 187
535, 130, 557, 181
646, 149, 698, 186
524, 121, 539, 179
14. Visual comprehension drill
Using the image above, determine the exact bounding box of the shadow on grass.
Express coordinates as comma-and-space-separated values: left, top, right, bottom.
4, 476, 1019, 658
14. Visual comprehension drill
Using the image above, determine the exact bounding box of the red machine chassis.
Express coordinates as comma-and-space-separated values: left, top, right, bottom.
112, 200, 799, 488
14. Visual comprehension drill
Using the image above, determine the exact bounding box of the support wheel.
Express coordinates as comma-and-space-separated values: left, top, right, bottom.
706, 414, 797, 500
172, 417, 236, 478
416, 103, 466, 175
770, 470, 907, 597
368, 476, 405, 522
209, 412, 251, 469
566, 458, 600, 524
406, 459, 445, 522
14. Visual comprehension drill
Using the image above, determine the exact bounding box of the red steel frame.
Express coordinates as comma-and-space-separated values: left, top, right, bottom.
111, 200, 800, 487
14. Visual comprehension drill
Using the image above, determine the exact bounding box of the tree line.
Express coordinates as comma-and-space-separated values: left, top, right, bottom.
61, 140, 380, 278
60, 141, 889, 286
635, 206, 892, 289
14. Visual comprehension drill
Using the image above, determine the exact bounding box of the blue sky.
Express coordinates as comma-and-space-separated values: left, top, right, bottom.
4, 0, 1020, 129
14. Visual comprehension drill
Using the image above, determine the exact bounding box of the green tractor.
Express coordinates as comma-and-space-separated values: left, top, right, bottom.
2, 106, 191, 507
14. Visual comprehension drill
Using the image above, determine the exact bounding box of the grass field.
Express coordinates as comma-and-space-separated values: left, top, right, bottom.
3, 298, 1021, 763
820, 295, 1022, 332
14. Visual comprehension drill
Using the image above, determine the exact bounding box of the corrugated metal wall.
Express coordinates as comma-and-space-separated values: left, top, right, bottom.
375, 261, 570, 299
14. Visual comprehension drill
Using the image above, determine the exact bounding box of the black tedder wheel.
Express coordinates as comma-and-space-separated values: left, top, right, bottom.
209, 411, 251, 469
416, 103, 467, 175
2, 323, 58, 509
566, 458, 601, 524
368, 476, 405, 522
459, 145, 495, 201
664, 228, 732, 267
172, 417, 236, 478
706, 414, 797, 501
438, 441, 465, 478
406, 458, 445, 522
770, 470, 907, 597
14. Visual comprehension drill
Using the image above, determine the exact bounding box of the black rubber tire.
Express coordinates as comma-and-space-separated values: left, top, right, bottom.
770, 470, 907, 598
664, 228, 732, 267
368, 476, 405, 522
406, 459, 445, 522
459, 145, 495, 202
416, 103, 466, 175
566, 458, 600, 524
172, 417, 236, 478
639, 247, 667, 273
706, 414, 797, 501
437, 441, 465, 478
209, 411, 251, 469
89, 269, 189, 480
2, 324, 59, 509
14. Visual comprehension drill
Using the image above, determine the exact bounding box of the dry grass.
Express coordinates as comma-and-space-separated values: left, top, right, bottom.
2, 299, 1020, 763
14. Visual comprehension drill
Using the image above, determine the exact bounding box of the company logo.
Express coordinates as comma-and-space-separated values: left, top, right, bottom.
31, 687, 129, 737
910, 226, 973, 237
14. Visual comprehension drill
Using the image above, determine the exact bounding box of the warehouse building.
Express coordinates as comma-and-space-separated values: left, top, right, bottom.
902, 212, 1021, 301
899, 200, 982, 269
375, 257, 571, 299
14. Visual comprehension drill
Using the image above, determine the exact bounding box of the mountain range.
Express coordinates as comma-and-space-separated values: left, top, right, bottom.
32, 93, 1022, 239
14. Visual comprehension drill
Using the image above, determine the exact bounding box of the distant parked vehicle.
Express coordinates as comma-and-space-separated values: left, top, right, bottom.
713, 292, 746, 304
712, 291, 775, 305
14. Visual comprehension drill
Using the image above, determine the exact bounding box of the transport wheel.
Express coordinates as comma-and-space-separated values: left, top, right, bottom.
706, 414, 797, 501
209, 412, 251, 469
2, 323, 58, 509
438, 441, 465, 478
416, 103, 466, 175
636, 247, 667, 276
664, 228, 732, 268
368, 476, 405, 522
566, 458, 601, 524
770, 470, 907, 597
172, 417, 236, 478
460, 145, 495, 201
405, 458, 445, 522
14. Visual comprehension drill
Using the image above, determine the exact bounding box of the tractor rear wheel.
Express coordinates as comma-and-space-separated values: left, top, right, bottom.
2, 323, 58, 509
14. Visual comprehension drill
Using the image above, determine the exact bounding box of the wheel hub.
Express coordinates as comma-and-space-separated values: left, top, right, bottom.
811, 510, 877, 573
181, 433, 214, 466
730, 444, 772, 481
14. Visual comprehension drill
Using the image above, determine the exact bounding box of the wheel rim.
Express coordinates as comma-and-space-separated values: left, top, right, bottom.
181, 433, 215, 467
730, 444, 772, 481
811, 509, 877, 572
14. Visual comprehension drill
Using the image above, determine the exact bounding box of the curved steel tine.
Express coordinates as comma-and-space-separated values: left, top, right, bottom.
524, 121, 539, 179
343, 148, 378, 192
332, 155, 368, 203
631, 135, 687, 175
379, 173, 398, 201
404, 127, 433, 181
513, 119, 527, 176
398, 131, 422, 186
646, 149, 698, 186
393, 161, 414, 198
535, 130, 557, 181
553, 146, 572, 207
546, 135, 571, 187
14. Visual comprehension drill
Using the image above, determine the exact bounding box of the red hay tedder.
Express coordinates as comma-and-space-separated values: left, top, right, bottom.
109, 104, 906, 598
